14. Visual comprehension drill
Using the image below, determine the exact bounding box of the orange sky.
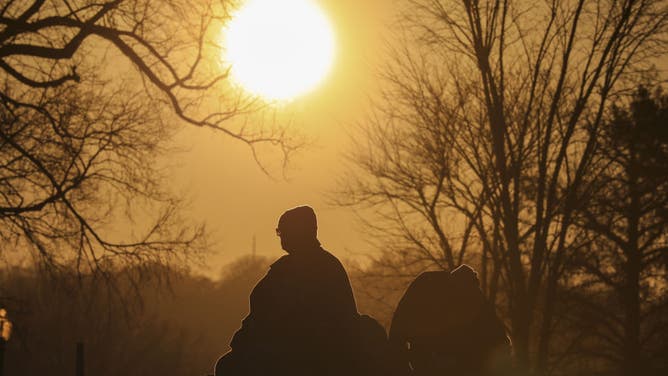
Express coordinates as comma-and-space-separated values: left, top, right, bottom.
169, 0, 398, 276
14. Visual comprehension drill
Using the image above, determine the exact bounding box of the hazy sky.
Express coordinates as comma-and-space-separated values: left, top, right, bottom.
170, 0, 398, 276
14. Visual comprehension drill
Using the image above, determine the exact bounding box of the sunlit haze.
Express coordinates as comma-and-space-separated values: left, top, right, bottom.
223, 0, 336, 101
3, 0, 667, 374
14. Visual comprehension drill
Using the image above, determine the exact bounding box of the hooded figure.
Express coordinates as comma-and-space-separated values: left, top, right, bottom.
215, 206, 360, 376
389, 265, 512, 376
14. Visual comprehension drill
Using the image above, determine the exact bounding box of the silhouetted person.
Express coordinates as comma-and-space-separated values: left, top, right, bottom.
389, 265, 512, 376
215, 205, 361, 376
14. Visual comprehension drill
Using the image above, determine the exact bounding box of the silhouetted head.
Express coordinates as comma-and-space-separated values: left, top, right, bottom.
276, 205, 320, 253
450, 264, 481, 291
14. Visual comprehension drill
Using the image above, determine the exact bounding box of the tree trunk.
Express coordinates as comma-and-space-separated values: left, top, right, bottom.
511, 297, 532, 373
622, 247, 641, 376
622, 151, 642, 376
481, 241, 489, 296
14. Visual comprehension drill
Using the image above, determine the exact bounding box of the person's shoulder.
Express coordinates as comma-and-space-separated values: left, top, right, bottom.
269, 254, 293, 270
317, 247, 339, 260
315, 247, 346, 267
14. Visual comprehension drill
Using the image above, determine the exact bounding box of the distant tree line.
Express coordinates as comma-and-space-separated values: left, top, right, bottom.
0, 254, 410, 376
1, 256, 271, 376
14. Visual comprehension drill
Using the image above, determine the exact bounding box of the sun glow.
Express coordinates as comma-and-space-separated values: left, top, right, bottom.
223, 0, 336, 101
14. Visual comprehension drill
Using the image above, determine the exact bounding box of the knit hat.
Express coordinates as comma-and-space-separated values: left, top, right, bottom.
277, 205, 318, 237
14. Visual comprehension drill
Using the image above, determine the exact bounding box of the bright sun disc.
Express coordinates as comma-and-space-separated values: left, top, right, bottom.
223, 0, 336, 101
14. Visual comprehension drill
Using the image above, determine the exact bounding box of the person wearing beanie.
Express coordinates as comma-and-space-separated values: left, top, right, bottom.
215, 206, 359, 376
389, 265, 512, 376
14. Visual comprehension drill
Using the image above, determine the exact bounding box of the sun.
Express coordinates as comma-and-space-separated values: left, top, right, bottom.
223, 0, 336, 101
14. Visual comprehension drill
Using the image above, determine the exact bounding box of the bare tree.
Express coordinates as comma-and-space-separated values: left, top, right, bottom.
339, 0, 668, 373
0, 1, 302, 281
336, 42, 505, 300
568, 85, 668, 374
0, 77, 202, 281
0, 0, 298, 152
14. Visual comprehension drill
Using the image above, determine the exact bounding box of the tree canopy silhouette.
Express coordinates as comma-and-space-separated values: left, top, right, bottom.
568, 85, 668, 373
0, 0, 300, 278
337, 0, 668, 373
